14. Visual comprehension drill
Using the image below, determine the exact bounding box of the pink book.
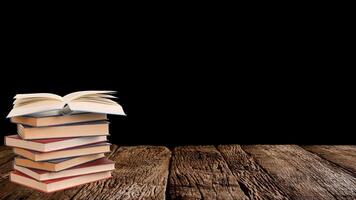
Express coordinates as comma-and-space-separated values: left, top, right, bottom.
5, 135, 107, 152
10, 170, 111, 193
14, 158, 115, 181
13, 142, 111, 161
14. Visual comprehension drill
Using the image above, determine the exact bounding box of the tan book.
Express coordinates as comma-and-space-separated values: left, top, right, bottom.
5, 135, 107, 152
10, 170, 111, 193
11, 113, 107, 127
17, 121, 109, 140
7, 91, 126, 118
14, 158, 115, 181
15, 154, 105, 172
13, 142, 111, 161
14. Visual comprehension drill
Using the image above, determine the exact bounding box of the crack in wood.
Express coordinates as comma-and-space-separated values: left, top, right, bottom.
218, 145, 289, 200
168, 146, 248, 200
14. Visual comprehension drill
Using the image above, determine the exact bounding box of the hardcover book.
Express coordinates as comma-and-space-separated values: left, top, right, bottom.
5, 135, 107, 152
13, 142, 111, 161
11, 113, 107, 127
14, 158, 115, 181
17, 121, 109, 140
10, 170, 111, 193
14, 154, 106, 172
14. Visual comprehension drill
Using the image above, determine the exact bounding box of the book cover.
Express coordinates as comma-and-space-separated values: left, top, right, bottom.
13, 142, 111, 161
5, 135, 107, 152
10, 170, 111, 193
14, 157, 115, 181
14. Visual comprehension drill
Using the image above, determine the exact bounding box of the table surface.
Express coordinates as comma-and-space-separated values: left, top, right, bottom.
0, 145, 355, 200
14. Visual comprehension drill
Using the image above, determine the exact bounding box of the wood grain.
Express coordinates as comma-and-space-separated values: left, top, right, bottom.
302, 145, 356, 175
168, 146, 248, 200
242, 145, 356, 200
217, 145, 289, 200
1, 144, 356, 200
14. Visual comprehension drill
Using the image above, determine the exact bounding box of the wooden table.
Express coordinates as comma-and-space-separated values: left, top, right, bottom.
0, 145, 355, 200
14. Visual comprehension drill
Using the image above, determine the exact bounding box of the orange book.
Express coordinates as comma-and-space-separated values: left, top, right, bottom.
17, 121, 109, 139
10, 170, 111, 193
14, 158, 115, 181
15, 154, 105, 172
11, 113, 107, 127
13, 142, 111, 161
5, 135, 107, 152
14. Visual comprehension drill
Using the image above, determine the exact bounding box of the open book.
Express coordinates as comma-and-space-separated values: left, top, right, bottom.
7, 91, 126, 118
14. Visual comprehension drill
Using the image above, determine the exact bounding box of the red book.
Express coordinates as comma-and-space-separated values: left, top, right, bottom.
5, 135, 107, 152
10, 170, 111, 193
14, 158, 115, 181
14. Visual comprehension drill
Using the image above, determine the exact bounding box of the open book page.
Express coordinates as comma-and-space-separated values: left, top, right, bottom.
71, 97, 118, 105
68, 102, 125, 115
14, 93, 63, 101
7, 101, 65, 118
26, 109, 86, 117
14, 98, 59, 107
63, 91, 116, 103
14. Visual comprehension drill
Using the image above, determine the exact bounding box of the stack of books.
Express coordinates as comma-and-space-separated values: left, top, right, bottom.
4, 91, 125, 193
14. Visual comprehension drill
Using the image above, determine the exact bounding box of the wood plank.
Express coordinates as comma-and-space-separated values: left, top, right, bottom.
217, 145, 289, 200
242, 145, 356, 200
302, 145, 356, 175
168, 146, 248, 200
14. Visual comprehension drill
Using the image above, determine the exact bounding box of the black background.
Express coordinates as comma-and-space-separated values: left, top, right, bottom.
0, 59, 352, 145
0, 12, 352, 145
